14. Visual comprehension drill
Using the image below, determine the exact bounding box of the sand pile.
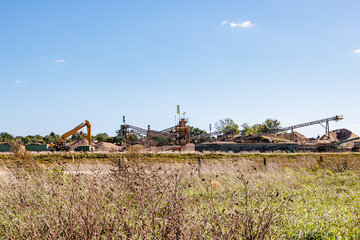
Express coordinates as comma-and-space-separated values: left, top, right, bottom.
321, 128, 356, 141
280, 132, 306, 143
267, 131, 307, 143
321, 129, 359, 148
66, 139, 95, 151
304, 129, 359, 148
183, 143, 195, 152
94, 142, 124, 152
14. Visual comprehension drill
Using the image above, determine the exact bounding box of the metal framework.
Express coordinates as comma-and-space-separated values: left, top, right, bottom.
159, 126, 176, 133
116, 118, 191, 145
275, 115, 343, 135
238, 115, 343, 141
116, 124, 173, 138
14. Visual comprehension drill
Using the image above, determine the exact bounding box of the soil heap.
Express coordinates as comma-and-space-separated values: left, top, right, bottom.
66, 139, 124, 152
93, 142, 124, 152
321, 128, 359, 148
305, 128, 359, 148
66, 139, 95, 151
267, 131, 307, 143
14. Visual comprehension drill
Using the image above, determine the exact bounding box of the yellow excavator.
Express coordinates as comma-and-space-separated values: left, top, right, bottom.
50, 120, 91, 151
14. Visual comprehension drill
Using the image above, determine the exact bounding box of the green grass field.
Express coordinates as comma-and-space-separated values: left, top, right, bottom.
0, 151, 359, 239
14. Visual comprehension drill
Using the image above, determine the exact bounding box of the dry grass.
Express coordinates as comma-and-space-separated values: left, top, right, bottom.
0, 149, 359, 239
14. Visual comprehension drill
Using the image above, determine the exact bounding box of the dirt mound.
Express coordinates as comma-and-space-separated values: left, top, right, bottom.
267, 131, 307, 143
183, 143, 195, 152
320, 129, 359, 148
321, 129, 355, 141
66, 139, 94, 151
304, 129, 359, 148
94, 142, 124, 152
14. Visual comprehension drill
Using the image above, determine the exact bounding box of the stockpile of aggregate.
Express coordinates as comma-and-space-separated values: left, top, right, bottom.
320, 128, 359, 148
305, 129, 359, 148
93, 142, 124, 152
66, 139, 95, 151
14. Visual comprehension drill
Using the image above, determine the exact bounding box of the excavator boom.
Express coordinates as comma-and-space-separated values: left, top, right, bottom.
51, 120, 91, 151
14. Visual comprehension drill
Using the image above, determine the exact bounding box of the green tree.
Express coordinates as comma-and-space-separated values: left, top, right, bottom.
241, 119, 281, 135
44, 132, 60, 143
241, 123, 252, 135
215, 118, 239, 135
15, 136, 24, 144
0, 132, 14, 142
43, 136, 51, 143
152, 136, 168, 146
70, 132, 82, 142
94, 133, 109, 142
127, 134, 138, 143
242, 123, 266, 135
190, 127, 207, 136
190, 127, 210, 142
262, 119, 281, 133
115, 135, 125, 145
23, 136, 31, 144
33, 135, 45, 143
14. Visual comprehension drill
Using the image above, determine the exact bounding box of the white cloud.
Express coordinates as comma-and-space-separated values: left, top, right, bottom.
229, 21, 253, 28
14, 80, 27, 84
40, 56, 48, 59
354, 49, 360, 54
54, 59, 67, 63
221, 20, 254, 28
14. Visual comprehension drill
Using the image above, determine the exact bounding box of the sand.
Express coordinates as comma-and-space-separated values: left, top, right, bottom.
320, 128, 359, 148
266, 131, 307, 143
65, 139, 94, 151
65, 139, 124, 152
93, 142, 124, 152
304, 128, 359, 148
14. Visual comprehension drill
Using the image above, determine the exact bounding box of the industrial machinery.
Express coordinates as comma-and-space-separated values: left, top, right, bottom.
50, 120, 91, 151
352, 142, 360, 152
116, 124, 175, 146
315, 137, 360, 152
189, 128, 236, 142
315, 143, 336, 152
235, 115, 344, 142
117, 119, 191, 145
333, 137, 360, 148
175, 118, 190, 144
116, 117, 237, 145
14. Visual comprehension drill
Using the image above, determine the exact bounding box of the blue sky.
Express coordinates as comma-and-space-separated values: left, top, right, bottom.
1, 0, 360, 137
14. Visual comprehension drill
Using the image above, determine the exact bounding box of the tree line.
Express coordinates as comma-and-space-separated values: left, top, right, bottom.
0, 118, 281, 145
214, 118, 281, 135
0, 132, 111, 145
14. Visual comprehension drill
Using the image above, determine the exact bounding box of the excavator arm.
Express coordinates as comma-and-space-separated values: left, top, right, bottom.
52, 120, 91, 150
